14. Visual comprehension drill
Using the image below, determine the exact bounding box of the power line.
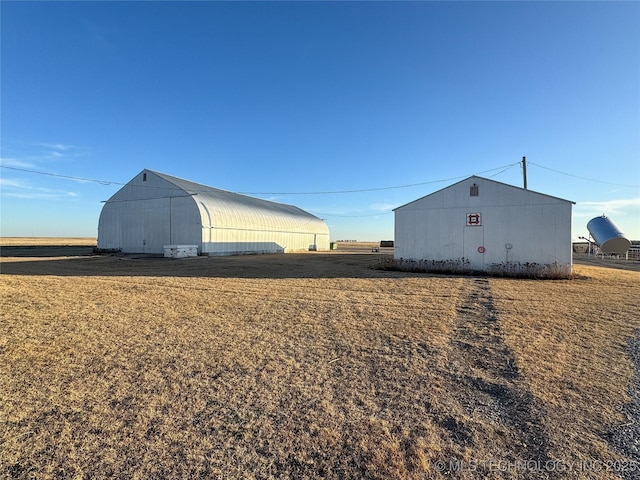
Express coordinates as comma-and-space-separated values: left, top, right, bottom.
1, 162, 520, 196
313, 164, 521, 217
0, 165, 184, 194
311, 211, 394, 218
527, 162, 640, 188
3, 160, 635, 199
0, 165, 125, 186
236, 163, 521, 194
488, 162, 519, 179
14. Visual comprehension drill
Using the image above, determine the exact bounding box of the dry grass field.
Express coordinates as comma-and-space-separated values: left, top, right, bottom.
0, 237, 97, 247
1, 240, 639, 479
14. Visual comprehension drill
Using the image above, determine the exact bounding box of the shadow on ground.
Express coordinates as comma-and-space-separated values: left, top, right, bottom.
3, 247, 635, 279
0, 245, 96, 257
0, 251, 416, 280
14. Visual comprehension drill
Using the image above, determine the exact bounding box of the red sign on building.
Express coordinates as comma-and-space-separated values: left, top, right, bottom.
466, 212, 482, 226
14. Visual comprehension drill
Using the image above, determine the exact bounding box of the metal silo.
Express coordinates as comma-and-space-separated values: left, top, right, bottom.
586, 215, 631, 254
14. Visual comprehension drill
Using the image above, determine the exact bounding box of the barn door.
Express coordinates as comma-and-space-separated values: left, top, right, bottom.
143, 198, 171, 253
463, 212, 484, 271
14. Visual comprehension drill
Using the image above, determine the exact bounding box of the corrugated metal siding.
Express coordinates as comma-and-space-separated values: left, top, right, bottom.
394, 176, 573, 271
151, 170, 329, 255
202, 230, 329, 255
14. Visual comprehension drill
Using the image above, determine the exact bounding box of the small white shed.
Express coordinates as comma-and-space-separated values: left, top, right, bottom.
393, 176, 574, 276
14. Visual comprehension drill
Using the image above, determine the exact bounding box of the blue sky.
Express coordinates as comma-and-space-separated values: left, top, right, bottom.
1, 1, 639, 241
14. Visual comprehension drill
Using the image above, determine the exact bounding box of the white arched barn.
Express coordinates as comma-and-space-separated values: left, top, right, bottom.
394, 176, 574, 276
97, 169, 330, 255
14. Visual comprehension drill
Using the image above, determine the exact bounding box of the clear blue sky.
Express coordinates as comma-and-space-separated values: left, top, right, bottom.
1, 1, 639, 241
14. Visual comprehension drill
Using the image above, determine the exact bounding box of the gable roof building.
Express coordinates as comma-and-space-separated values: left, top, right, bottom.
97, 169, 330, 255
393, 176, 574, 276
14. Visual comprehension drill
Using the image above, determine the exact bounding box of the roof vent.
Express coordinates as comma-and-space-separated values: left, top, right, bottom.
470, 184, 478, 196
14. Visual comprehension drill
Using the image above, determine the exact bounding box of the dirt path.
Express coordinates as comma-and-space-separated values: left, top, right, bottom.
438, 277, 554, 478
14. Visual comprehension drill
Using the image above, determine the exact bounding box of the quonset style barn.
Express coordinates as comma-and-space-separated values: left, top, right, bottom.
394, 176, 574, 276
97, 169, 330, 255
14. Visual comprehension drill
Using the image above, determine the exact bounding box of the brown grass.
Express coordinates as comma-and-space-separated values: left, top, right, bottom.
492, 267, 639, 473
0, 237, 96, 246
0, 244, 638, 479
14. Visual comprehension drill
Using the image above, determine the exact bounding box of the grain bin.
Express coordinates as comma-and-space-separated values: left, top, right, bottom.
586, 215, 631, 254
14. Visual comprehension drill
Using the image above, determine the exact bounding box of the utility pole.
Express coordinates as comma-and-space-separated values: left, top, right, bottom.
522, 156, 528, 189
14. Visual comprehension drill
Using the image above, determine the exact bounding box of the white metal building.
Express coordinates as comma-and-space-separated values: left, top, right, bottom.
97, 169, 330, 255
394, 176, 574, 274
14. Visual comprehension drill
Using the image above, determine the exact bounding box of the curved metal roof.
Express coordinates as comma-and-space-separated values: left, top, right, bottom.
149, 170, 328, 235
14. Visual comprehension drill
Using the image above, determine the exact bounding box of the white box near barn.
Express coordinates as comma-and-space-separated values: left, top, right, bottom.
163, 245, 198, 258
393, 176, 574, 276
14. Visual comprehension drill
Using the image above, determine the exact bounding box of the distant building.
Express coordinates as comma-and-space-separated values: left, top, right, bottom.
97, 169, 330, 255
393, 176, 574, 275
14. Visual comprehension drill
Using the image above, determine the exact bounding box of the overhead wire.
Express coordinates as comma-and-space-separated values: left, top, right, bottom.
310, 211, 394, 218
0, 165, 125, 186
2, 160, 637, 205
0, 163, 510, 218
2, 162, 520, 196
311, 164, 522, 218
488, 162, 518, 178
527, 162, 639, 188
235, 163, 521, 195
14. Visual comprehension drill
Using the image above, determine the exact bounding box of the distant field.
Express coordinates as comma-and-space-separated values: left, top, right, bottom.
1, 244, 638, 479
0, 237, 96, 246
